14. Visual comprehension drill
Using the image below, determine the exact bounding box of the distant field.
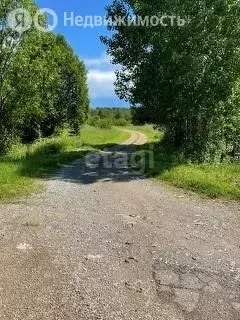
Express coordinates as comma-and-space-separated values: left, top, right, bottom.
0, 126, 130, 201
133, 125, 240, 200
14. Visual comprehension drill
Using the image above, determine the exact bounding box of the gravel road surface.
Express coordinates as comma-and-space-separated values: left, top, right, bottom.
0, 130, 239, 319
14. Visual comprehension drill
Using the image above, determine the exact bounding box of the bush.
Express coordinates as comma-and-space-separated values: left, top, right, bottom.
88, 115, 101, 127
0, 128, 17, 155
114, 118, 128, 126
29, 140, 65, 158
97, 119, 112, 129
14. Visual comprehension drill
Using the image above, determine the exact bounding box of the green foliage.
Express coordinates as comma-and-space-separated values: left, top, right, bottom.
103, 0, 240, 162
0, 0, 36, 152
97, 118, 113, 129
0, 0, 89, 152
88, 107, 132, 127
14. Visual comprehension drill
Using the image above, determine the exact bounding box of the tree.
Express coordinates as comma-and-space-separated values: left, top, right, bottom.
102, 0, 240, 161
0, 0, 38, 151
10, 31, 61, 141
11, 32, 89, 141
53, 35, 89, 135
0, 1, 89, 148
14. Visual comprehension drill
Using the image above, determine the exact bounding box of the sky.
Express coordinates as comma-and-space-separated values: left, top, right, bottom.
35, 0, 129, 108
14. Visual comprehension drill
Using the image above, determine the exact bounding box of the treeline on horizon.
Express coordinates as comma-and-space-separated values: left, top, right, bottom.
0, 0, 89, 154
103, 0, 240, 162
88, 107, 132, 128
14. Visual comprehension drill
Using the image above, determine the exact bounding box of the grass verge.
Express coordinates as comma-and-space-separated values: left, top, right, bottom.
133, 125, 240, 200
0, 126, 130, 201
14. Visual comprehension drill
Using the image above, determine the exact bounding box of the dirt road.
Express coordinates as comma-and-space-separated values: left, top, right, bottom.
0, 130, 239, 319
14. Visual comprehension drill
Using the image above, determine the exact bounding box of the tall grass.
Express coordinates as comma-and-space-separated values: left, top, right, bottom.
133, 126, 240, 200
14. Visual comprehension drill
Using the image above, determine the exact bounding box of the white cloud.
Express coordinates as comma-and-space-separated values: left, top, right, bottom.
88, 69, 115, 82
84, 52, 117, 99
84, 53, 112, 69
88, 70, 116, 98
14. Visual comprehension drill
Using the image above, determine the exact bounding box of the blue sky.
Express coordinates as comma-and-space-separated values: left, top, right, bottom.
35, 0, 128, 108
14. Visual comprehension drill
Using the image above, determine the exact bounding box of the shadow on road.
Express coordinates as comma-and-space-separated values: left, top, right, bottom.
58, 143, 149, 185
3, 138, 179, 185
55, 140, 180, 185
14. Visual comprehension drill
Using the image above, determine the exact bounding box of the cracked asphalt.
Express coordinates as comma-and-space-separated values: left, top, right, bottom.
0, 130, 239, 319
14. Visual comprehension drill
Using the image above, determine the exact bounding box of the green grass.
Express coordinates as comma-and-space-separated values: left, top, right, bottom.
0, 126, 130, 201
156, 160, 240, 199
1, 124, 239, 201
81, 125, 129, 146
132, 126, 240, 200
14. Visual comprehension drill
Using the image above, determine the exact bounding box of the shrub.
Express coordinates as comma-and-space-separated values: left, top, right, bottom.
88, 115, 101, 127
29, 140, 65, 158
97, 119, 112, 129
114, 118, 128, 126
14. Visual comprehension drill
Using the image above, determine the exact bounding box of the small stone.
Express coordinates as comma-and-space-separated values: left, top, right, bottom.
85, 254, 103, 262
136, 287, 143, 293
125, 281, 131, 290
125, 257, 138, 263
16, 243, 33, 251
125, 241, 134, 245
